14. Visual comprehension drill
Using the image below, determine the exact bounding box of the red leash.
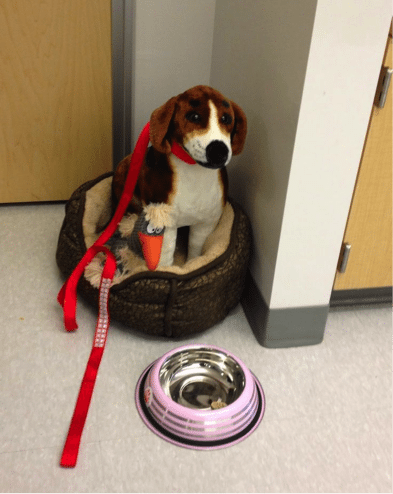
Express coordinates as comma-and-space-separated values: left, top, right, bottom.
58, 122, 151, 332
60, 248, 116, 467
59, 123, 195, 467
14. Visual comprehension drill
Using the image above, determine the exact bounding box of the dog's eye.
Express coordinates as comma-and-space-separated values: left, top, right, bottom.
221, 113, 233, 125
186, 111, 201, 123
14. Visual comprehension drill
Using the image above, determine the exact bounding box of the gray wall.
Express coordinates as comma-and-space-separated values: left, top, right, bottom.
130, 0, 216, 147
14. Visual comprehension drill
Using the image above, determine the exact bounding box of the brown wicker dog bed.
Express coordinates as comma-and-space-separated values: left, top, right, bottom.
56, 172, 251, 338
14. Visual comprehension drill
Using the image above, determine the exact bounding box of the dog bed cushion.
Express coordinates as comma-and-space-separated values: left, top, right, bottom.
56, 172, 251, 338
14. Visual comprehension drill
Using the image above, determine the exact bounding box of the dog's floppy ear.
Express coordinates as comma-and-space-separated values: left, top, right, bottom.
230, 101, 247, 155
149, 96, 178, 154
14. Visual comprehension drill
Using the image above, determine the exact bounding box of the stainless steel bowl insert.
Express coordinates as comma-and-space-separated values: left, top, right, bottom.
159, 347, 246, 410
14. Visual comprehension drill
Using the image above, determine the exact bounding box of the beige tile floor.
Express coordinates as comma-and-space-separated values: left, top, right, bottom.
0, 203, 391, 493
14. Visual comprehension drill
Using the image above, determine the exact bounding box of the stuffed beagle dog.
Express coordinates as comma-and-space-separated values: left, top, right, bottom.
112, 85, 247, 268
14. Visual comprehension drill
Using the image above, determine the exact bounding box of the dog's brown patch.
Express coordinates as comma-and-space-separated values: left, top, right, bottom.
112, 147, 174, 212
138, 147, 174, 206
229, 100, 247, 155
149, 96, 177, 154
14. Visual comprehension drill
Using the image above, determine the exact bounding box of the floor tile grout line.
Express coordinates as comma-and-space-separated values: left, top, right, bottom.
0, 438, 103, 456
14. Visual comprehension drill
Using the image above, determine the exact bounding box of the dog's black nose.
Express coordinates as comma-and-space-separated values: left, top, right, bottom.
205, 140, 229, 167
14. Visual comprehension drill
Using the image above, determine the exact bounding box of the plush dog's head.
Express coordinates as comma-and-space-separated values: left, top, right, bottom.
149, 85, 247, 169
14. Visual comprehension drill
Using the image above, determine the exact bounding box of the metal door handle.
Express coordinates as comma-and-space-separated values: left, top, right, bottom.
377, 67, 393, 108
339, 243, 351, 273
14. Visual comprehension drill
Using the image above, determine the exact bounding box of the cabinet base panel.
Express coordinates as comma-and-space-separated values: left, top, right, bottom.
330, 287, 392, 308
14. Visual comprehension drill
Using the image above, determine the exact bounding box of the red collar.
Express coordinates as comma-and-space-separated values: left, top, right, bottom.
171, 141, 196, 164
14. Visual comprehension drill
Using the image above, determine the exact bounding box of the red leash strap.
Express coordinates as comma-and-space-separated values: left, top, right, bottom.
57, 122, 151, 332
58, 122, 150, 468
60, 248, 116, 467
58, 122, 195, 468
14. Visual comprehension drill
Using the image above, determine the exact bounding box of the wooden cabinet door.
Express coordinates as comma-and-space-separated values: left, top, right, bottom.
0, 1, 112, 203
333, 29, 392, 291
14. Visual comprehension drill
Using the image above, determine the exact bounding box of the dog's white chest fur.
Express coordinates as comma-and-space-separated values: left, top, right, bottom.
169, 154, 223, 227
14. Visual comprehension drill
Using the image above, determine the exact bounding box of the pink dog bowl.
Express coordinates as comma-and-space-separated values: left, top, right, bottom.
135, 344, 265, 450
